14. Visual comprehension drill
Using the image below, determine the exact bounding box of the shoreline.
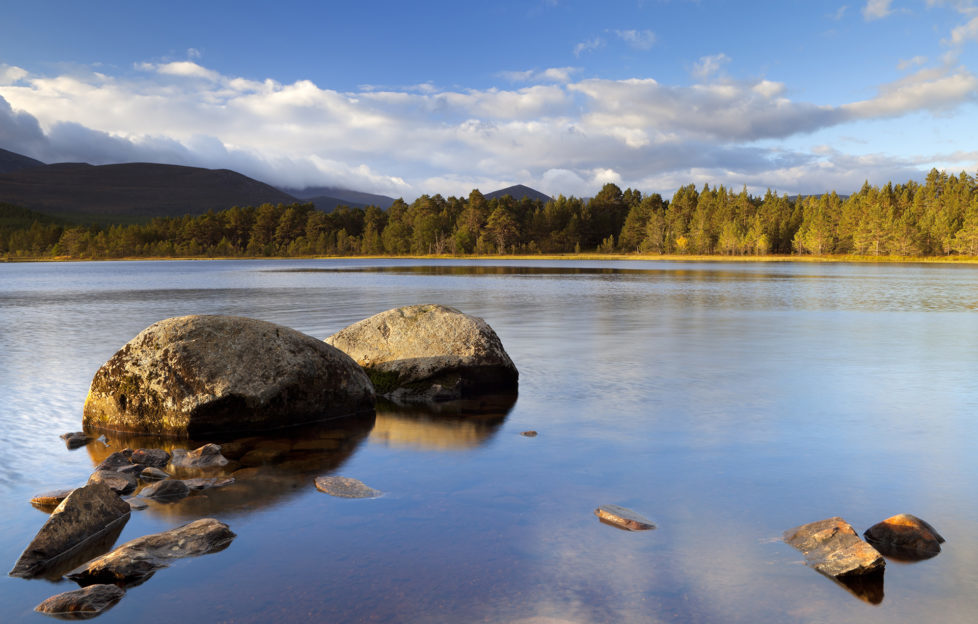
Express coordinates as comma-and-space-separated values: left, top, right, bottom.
4, 253, 978, 265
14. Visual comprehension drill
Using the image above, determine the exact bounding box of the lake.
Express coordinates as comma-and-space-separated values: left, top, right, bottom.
1, 258, 977, 623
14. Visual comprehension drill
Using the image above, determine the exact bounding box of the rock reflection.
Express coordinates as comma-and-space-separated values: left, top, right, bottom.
82, 414, 375, 520
370, 393, 516, 450
832, 569, 885, 605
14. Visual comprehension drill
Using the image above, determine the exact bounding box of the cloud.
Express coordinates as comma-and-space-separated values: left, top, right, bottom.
573, 37, 604, 57
615, 29, 656, 50
498, 67, 579, 84
692, 53, 731, 79
897, 55, 928, 69
949, 14, 978, 44
0, 64, 28, 85
843, 66, 978, 118
830, 5, 849, 20
863, 0, 894, 20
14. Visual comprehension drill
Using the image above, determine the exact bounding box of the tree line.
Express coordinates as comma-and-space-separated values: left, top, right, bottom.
2, 168, 978, 259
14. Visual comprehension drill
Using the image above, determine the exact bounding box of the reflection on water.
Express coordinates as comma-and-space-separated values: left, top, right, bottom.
835, 570, 886, 605
371, 393, 516, 450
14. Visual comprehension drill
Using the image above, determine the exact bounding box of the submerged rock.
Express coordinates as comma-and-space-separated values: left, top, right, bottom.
314, 476, 383, 498
325, 304, 518, 401
138, 479, 190, 503
171, 443, 229, 469
784, 517, 885, 578
67, 518, 235, 587
10, 482, 131, 578
30, 489, 75, 511
82, 315, 376, 436
130, 448, 171, 469
594, 504, 656, 531
35, 584, 125, 619
864, 514, 945, 560
60, 432, 92, 450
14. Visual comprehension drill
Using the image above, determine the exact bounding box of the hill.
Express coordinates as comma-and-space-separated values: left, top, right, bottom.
284, 186, 396, 211
0, 148, 44, 174
484, 184, 551, 203
0, 162, 299, 224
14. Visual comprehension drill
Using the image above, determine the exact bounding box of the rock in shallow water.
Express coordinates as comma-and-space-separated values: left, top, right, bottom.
10, 482, 130, 578
83, 315, 376, 436
594, 504, 656, 531
325, 304, 518, 401
67, 518, 235, 587
88, 470, 137, 496
30, 489, 75, 511
60, 432, 92, 450
130, 448, 170, 469
864, 513, 945, 560
314, 476, 383, 498
171, 443, 229, 469
35, 584, 125, 619
784, 517, 885, 578
138, 479, 190, 503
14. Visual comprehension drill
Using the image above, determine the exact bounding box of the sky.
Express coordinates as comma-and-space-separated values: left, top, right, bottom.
1, 0, 977, 201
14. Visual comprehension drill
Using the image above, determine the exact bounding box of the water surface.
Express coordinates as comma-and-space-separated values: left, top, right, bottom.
2, 258, 977, 623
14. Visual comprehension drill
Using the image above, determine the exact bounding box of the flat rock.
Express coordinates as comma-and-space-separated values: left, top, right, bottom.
126, 497, 149, 511
784, 517, 885, 578
183, 477, 235, 491
83, 315, 376, 436
521, 430, 538, 437
10, 482, 131, 578
31, 489, 75, 511
35, 583, 125, 619
314, 476, 383, 498
95, 450, 134, 472
325, 304, 518, 401
138, 479, 190, 502
864, 514, 945, 560
88, 469, 137, 495
60, 432, 92, 450
67, 518, 235, 587
130, 448, 171, 468
595, 504, 656, 531
171, 443, 229, 469
139, 467, 170, 481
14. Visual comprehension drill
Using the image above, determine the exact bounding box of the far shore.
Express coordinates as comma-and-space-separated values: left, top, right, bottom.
4, 253, 978, 265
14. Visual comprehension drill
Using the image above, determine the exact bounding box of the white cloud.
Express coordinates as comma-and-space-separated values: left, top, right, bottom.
949, 14, 978, 44
187, 48, 202, 60
0, 64, 28, 85
843, 66, 978, 118
498, 67, 579, 84
830, 5, 849, 20
615, 29, 656, 50
573, 37, 604, 57
692, 53, 731, 79
863, 0, 894, 20
897, 55, 928, 69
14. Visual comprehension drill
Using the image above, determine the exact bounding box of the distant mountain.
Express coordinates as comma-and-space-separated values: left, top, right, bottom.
0, 162, 298, 224
284, 186, 396, 211
0, 148, 44, 174
484, 184, 552, 203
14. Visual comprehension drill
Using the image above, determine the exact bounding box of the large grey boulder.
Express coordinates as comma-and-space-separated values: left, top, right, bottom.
83, 315, 375, 436
325, 304, 518, 401
10, 482, 131, 578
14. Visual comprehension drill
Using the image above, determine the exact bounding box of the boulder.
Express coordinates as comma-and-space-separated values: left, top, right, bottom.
784, 517, 885, 578
95, 450, 134, 471
10, 482, 130, 578
138, 479, 190, 503
83, 315, 376, 436
314, 476, 383, 498
60, 432, 92, 450
139, 467, 170, 481
594, 504, 656, 531
325, 304, 518, 401
864, 514, 945, 560
130, 448, 171, 469
88, 469, 137, 495
67, 518, 235, 587
171, 443, 228, 469
35, 584, 125, 618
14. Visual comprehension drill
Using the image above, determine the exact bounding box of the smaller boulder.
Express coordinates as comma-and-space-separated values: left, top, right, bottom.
171, 443, 228, 469
864, 514, 945, 560
35, 584, 125, 618
595, 504, 656, 531
784, 517, 884, 578
183, 477, 235, 491
95, 450, 134, 472
60, 432, 92, 450
139, 479, 190, 503
139, 467, 170, 481
30, 489, 74, 511
314, 476, 382, 499
130, 449, 171, 469
88, 470, 137, 496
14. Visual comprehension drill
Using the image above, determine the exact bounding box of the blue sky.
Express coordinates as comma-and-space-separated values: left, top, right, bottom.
1, 0, 977, 200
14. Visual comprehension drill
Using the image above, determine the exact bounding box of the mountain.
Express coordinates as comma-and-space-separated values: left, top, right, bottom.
0, 148, 44, 174
484, 184, 551, 203
283, 186, 396, 211
0, 162, 298, 224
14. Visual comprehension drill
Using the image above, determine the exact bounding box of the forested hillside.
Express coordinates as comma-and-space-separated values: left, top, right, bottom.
3, 169, 977, 259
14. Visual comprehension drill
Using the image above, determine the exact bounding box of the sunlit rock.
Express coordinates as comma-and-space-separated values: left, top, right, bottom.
864, 513, 945, 561
30, 489, 75, 512
139, 467, 169, 481
88, 469, 137, 495
784, 517, 885, 578
35, 583, 125, 619
594, 504, 656, 531
67, 518, 235, 587
60, 432, 92, 450
130, 448, 170, 469
325, 304, 518, 401
83, 315, 375, 436
10, 482, 130, 579
314, 476, 383, 498
171, 443, 229, 469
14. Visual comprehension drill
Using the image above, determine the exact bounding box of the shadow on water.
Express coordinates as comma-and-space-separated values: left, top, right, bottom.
370, 393, 517, 450
832, 569, 886, 605
83, 413, 376, 521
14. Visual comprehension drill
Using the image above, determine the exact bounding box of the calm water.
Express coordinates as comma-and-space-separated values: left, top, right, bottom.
1, 258, 978, 623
